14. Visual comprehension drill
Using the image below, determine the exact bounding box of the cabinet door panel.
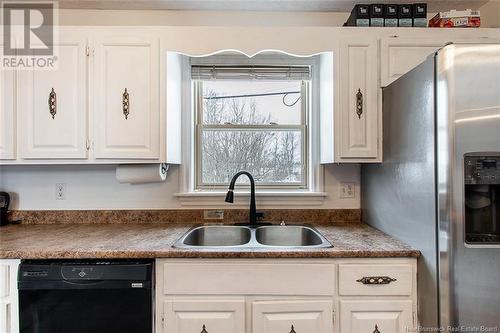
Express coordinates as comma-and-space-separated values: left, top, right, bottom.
163, 299, 245, 333
19, 36, 87, 159
0, 260, 20, 333
340, 300, 413, 333
93, 35, 159, 159
0, 68, 15, 160
339, 39, 379, 160
252, 300, 333, 333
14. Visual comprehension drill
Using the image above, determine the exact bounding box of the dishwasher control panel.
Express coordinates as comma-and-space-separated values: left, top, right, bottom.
19, 260, 154, 281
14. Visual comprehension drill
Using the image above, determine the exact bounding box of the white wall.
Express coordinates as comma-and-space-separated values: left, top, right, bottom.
57, 4, 500, 28
58, 9, 351, 26
0, 164, 360, 210
479, 1, 500, 28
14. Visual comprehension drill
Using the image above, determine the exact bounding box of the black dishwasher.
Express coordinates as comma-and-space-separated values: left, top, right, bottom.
18, 260, 154, 333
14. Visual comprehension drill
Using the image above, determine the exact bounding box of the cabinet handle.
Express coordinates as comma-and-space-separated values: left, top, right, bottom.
289, 325, 297, 333
356, 88, 363, 119
373, 324, 381, 333
356, 276, 397, 285
48, 88, 57, 119
200, 324, 208, 333
122, 88, 130, 120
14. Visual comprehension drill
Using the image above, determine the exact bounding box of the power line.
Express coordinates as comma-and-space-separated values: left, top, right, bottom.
203, 91, 300, 100
204, 90, 302, 107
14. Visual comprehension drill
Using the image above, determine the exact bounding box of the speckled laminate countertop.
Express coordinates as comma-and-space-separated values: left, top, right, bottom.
0, 223, 420, 259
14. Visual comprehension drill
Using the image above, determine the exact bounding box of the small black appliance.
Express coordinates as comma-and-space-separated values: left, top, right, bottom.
0, 191, 10, 226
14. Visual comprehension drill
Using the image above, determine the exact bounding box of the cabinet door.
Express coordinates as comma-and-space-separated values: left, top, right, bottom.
252, 300, 333, 333
162, 299, 245, 333
93, 34, 160, 159
18, 34, 88, 159
339, 38, 379, 160
0, 260, 20, 333
0, 68, 15, 160
340, 300, 413, 333
380, 38, 446, 87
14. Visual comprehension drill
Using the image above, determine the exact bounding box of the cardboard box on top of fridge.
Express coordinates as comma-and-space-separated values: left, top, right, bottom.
429, 9, 480, 28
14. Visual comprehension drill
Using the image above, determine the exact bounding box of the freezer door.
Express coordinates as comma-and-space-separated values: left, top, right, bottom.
436, 44, 500, 329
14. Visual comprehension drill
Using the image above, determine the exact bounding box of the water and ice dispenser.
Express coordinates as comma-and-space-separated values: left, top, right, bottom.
464, 154, 500, 244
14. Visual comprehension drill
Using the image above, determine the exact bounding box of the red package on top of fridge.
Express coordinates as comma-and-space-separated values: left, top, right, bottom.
429, 9, 481, 28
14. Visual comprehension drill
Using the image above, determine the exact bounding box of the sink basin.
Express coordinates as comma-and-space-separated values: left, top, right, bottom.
179, 225, 251, 247
255, 225, 329, 247
174, 224, 332, 249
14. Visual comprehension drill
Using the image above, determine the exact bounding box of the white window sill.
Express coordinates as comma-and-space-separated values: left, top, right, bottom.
174, 191, 328, 208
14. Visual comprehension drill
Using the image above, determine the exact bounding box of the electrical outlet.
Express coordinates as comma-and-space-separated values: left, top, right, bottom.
55, 183, 66, 200
339, 182, 355, 199
204, 210, 224, 220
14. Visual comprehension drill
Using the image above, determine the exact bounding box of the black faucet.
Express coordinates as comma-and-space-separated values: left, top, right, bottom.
225, 171, 264, 226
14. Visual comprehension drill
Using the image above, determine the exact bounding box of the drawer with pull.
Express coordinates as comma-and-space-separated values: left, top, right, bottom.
338, 264, 413, 296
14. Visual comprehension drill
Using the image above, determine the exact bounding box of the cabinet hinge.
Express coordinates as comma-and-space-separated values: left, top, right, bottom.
85, 46, 95, 57
332, 310, 335, 325
85, 139, 91, 151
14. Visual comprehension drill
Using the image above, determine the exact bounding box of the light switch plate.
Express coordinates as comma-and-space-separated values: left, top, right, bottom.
339, 182, 355, 199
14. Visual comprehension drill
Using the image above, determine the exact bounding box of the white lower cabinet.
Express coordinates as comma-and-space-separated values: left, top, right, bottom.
340, 300, 414, 333
252, 300, 333, 333
0, 260, 20, 333
163, 299, 245, 333
157, 259, 417, 333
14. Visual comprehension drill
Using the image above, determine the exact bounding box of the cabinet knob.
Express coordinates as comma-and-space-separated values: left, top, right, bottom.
290, 324, 297, 333
122, 88, 130, 120
373, 324, 381, 333
356, 276, 397, 285
48, 88, 57, 119
200, 324, 208, 333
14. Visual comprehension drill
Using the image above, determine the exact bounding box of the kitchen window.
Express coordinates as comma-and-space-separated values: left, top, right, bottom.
192, 64, 311, 190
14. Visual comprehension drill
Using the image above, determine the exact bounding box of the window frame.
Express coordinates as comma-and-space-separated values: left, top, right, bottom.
194, 79, 310, 190
177, 53, 325, 198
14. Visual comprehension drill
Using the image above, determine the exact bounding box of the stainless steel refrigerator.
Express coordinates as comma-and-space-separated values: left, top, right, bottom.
362, 44, 500, 329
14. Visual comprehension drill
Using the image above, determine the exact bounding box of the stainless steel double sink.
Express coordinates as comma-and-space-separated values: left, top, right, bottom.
173, 225, 332, 249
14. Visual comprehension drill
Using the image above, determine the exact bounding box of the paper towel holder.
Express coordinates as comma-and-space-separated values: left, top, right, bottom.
115, 163, 169, 184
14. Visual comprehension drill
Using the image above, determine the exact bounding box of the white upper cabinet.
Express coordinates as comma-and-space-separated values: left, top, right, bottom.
18, 33, 88, 159
380, 38, 448, 87
380, 35, 500, 87
93, 34, 160, 160
252, 300, 333, 333
0, 68, 15, 160
338, 38, 380, 161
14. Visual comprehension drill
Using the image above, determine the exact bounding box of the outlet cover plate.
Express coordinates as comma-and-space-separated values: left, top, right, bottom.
56, 183, 66, 200
339, 182, 355, 199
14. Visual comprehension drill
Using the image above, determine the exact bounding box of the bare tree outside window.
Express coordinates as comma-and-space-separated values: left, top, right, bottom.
197, 80, 307, 188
